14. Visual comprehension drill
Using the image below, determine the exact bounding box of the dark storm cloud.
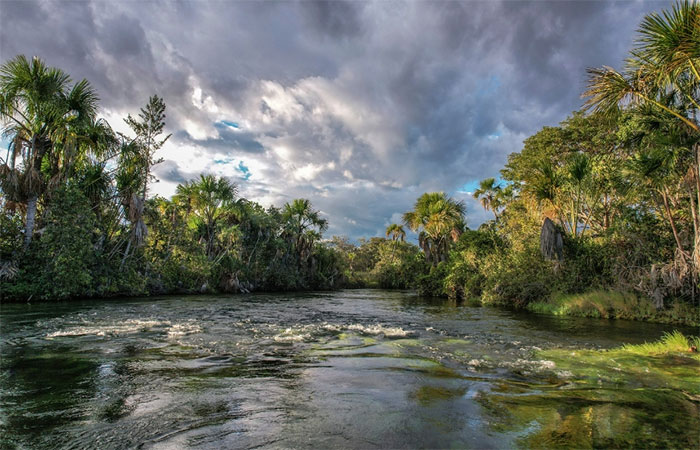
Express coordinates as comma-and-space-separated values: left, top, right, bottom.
300, 0, 365, 39
0, 0, 668, 239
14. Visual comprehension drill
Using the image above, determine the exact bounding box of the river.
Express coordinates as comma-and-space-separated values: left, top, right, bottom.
1, 290, 698, 448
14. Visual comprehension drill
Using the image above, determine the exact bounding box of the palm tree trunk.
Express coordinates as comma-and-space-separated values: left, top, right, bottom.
693, 144, 700, 276
23, 194, 38, 249
120, 239, 132, 271
603, 193, 610, 230
661, 189, 686, 260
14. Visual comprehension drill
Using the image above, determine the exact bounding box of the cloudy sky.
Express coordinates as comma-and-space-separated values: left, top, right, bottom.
0, 0, 666, 240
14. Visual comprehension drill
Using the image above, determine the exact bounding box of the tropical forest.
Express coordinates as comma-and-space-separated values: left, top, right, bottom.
0, 1, 699, 449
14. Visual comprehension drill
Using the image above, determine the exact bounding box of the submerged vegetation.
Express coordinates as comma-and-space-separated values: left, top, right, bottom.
478, 331, 700, 448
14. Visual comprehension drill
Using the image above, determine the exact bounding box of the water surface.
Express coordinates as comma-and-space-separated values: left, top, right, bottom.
1, 290, 698, 448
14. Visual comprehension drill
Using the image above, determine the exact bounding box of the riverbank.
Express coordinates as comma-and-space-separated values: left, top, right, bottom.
525, 290, 700, 327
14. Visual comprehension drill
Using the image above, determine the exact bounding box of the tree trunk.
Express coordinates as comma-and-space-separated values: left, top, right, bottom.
120, 239, 132, 271
693, 144, 700, 277
23, 194, 38, 249
661, 189, 686, 260
603, 193, 610, 230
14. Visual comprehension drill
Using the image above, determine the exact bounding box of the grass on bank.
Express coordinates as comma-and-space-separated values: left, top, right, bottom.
526, 290, 700, 326
537, 331, 700, 395
620, 330, 700, 356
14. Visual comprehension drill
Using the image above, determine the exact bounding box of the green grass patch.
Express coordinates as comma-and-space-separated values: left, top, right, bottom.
620, 330, 700, 356
538, 331, 700, 394
527, 290, 700, 326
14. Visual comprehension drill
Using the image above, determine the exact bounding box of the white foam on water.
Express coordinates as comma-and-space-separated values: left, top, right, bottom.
272, 326, 312, 342
46, 319, 202, 339
270, 322, 416, 343
345, 323, 415, 338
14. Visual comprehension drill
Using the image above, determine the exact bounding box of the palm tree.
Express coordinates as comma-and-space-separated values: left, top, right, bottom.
403, 192, 465, 265
566, 153, 591, 237
385, 223, 406, 242
473, 178, 502, 220
584, 0, 699, 132
281, 198, 328, 262
0, 55, 98, 248
174, 174, 237, 259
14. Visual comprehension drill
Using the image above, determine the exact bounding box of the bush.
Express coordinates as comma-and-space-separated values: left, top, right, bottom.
416, 262, 450, 297
371, 241, 425, 289
3, 186, 97, 300
481, 245, 553, 307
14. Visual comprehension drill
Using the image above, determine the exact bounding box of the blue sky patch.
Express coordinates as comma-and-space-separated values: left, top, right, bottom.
213, 157, 252, 181
237, 161, 251, 180
459, 176, 506, 193
218, 120, 240, 129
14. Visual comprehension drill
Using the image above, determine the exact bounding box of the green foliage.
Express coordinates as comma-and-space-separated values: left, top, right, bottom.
0, 57, 348, 301
416, 262, 450, 297
403, 192, 465, 266
0, 210, 22, 260
3, 186, 97, 300
528, 291, 700, 326
371, 241, 425, 289
621, 331, 700, 355
480, 245, 552, 307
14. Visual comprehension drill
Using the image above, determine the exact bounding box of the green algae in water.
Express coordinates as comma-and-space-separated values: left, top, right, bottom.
538, 332, 700, 394
477, 332, 700, 448
478, 388, 700, 449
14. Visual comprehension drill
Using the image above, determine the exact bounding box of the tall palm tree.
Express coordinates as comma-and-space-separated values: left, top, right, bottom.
281, 198, 328, 262
584, 0, 699, 132
0, 55, 98, 248
473, 178, 502, 220
403, 192, 465, 265
385, 223, 406, 242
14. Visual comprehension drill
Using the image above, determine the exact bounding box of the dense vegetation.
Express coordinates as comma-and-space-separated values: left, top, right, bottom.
1, 1, 699, 327
0, 56, 346, 300
392, 1, 700, 325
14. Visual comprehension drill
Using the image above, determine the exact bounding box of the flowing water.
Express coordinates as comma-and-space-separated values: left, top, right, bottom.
0, 290, 698, 449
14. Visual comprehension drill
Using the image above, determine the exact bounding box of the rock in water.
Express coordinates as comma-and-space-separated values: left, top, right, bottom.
540, 218, 563, 261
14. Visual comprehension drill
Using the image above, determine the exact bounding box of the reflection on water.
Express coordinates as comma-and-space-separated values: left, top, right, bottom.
0, 290, 697, 448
